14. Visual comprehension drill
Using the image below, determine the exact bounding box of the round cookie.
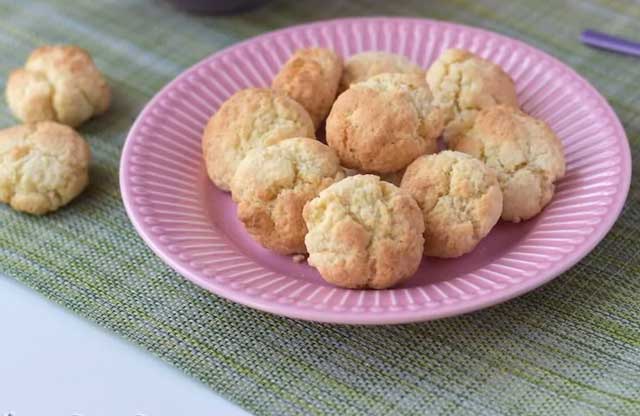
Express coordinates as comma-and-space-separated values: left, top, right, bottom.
202, 88, 315, 191
6, 45, 110, 127
340, 51, 423, 91
326, 73, 445, 174
231, 138, 345, 255
0, 121, 91, 215
303, 174, 424, 289
426, 48, 518, 145
453, 105, 565, 222
401, 151, 503, 258
272, 48, 342, 129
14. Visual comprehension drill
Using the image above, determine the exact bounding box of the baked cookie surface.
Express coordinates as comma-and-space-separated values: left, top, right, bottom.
426, 48, 518, 145
340, 51, 423, 91
272, 47, 342, 128
231, 138, 344, 254
326, 73, 445, 174
303, 174, 424, 289
453, 106, 565, 222
0, 121, 91, 215
6, 45, 110, 127
401, 151, 502, 258
202, 88, 315, 191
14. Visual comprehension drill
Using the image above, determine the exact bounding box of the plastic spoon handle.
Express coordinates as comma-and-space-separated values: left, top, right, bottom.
581, 29, 640, 58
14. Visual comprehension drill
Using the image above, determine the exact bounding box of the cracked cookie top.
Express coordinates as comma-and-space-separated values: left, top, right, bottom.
339, 51, 424, 92
6, 45, 111, 127
303, 174, 424, 289
453, 105, 565, 222
231, 138, 344, 255
272, 48, 343, 129
426, 48, 518, 145
202, 88, 316, 191
0, 121, 91, 215
326, 73, 445, 174
401, 151, 503, 258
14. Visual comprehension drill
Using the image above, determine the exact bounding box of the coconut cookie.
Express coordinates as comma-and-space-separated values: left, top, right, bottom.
231, 138, 345, 255
401, 151, 502, 258
202, 88, 315, 191
426, 48, 518, 145
453, 106, 565, 222
340, 51, 423, 91
303, 175, 424, 289
272, 48, 342, 129
326, 73, 445, 174
6, 45, 111, 127
0, 121, 91, 215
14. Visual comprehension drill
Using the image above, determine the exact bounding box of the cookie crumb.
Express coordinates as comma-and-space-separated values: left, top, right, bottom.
292, 254, 306, 263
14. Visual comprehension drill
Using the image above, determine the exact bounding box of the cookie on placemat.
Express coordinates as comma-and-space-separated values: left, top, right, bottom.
272, 47, 342, 129
0, 121, 91, 215
6, 45, 110, 127
340, 51, 423, 91
202, 88, 315, 191
326, 73, 445, 174
453, 105, 565, 223
426, 48, 518, 145
401, 151, 503, 258
231, 138, 344, 255
303, 174, 424, 289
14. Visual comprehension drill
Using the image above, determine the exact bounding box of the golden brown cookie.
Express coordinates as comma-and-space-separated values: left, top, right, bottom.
426, 49, 518, 145
231, 138, 345, 254
453, 106, 565, 222
6, 45, 110, 127
340, 51, 423, 91
202, 88, 315, 191
303, 174, 424, 289
326, 73, 445, 174
272, 48, 342, 129
401, 151, 503, 258
0, 121, 91, 215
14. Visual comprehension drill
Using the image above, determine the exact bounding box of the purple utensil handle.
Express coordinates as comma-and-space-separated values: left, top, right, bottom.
581, 29, 640, 58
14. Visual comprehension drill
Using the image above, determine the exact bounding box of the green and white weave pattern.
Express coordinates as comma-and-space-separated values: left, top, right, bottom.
0, 1, 639, 415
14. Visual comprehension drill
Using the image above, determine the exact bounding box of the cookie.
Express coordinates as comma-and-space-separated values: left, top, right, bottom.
6, 45, 111, 127
202, 88, 315, 191
303, 174, 424, 289
0, 121, 91, 215
340, 51, 423, 91
326, 73, 445, 174
401, 151, 502, 258
453, 105, 565, 222
272, 47, 342, 129
426, 49, 518, 145
231, 138, 345, 254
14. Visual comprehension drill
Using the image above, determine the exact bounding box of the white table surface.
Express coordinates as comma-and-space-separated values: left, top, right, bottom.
0, 275, 249, 416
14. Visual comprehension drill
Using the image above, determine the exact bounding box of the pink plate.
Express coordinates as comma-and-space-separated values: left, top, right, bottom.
120, 17, 631, 324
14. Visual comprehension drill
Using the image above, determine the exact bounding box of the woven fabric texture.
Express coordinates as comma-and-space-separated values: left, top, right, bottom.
0, 1, 639, 415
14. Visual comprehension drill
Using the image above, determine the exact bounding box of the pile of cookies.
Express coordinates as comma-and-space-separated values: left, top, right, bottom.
203, 46, 566, 290
1, 45, 110, 215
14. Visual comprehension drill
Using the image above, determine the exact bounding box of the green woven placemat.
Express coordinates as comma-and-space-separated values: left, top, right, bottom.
1, 1, 639, 414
